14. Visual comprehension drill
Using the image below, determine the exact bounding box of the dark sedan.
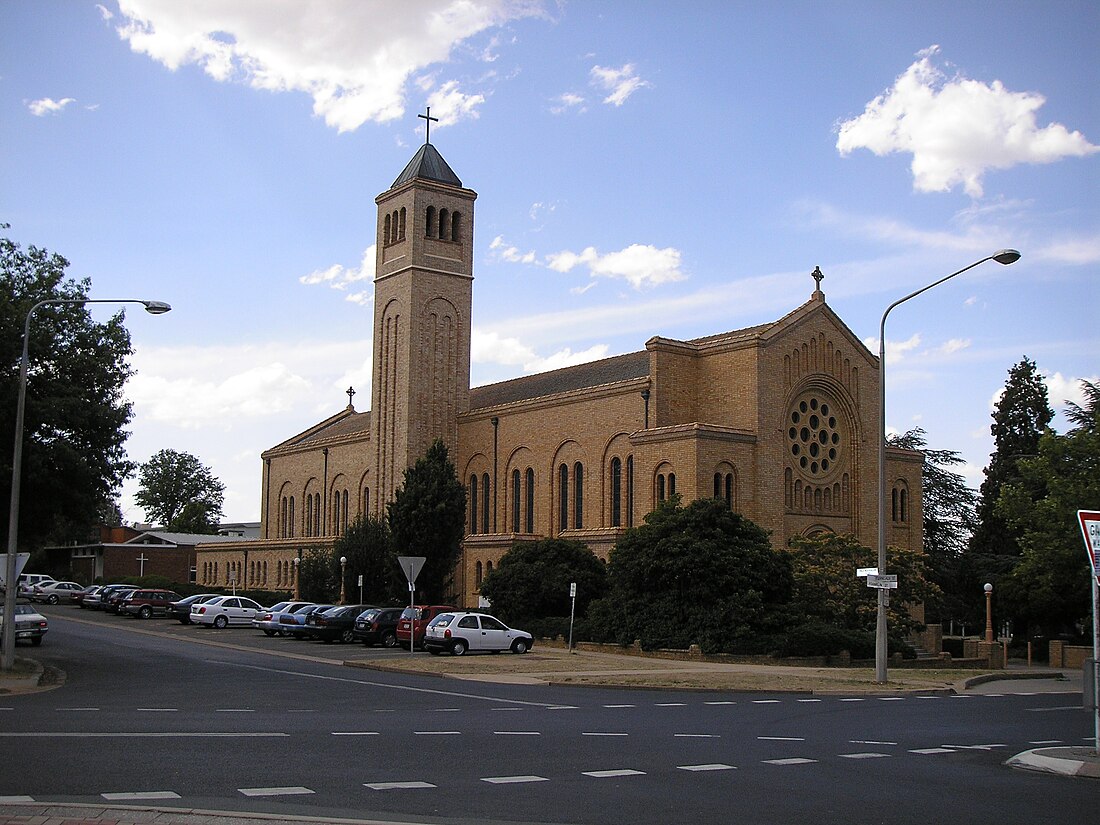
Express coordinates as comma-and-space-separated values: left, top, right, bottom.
353, 607, 403, 647
306, 604, 376, 643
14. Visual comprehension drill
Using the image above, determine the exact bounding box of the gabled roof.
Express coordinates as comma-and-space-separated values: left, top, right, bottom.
470, 351, 650, 410
123, 531, 245, 546
391, 143, 463, 188
264, 409, 371, 455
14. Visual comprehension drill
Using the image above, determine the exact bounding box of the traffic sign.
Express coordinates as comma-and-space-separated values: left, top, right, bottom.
856, 567, 878, 578
1078, 511, 1100, 580
396, 555, 426, 585
867, 574, 898, 589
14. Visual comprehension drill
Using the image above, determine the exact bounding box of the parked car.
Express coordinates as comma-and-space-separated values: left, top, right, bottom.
423, 611, 533, 656
353, 607, 403, 647
104, 587, 139, 614
85, 583, 132, 611
396, 604, 455, 648
0, 604, 49, 646
120, 589, 182, 619
306, 604, 376, 643
71, 584, 103, 607
253, 601, 314, 636
16, 573, 55, 598
30, 581, 83, 604
281, 603, 335, 639
168, 593, 220, 624
191, 595, 265, 628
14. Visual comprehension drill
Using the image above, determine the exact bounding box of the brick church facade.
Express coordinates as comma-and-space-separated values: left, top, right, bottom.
196, 138, 923, 607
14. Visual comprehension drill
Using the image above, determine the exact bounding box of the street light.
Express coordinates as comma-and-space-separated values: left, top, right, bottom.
984, 583, 994, 644
3, 298, 171, 671
339, 556, 348, 604
875, 250, 1020, 683
292, 557, 300, 600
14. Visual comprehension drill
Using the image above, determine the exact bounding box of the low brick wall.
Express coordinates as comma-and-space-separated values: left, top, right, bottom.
1049, 641, 1092, 669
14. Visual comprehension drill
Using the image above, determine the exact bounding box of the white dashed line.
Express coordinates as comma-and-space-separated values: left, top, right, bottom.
655, 702, 686, 707
752, 700, 781, 704
491, 707, 523, 712
759, 736, 804, 741
102, 791, 180, 800
877, 697, 905, 701
583, 769, 645, 778
910, 748, 954, 755
414, 730, 461, 736
763, 758, 817, 766
215, 708, 255, 713
433, 708, 461, 712
796, 699, 822, 703
365, 781, 435, 790
0, 796, 34, 803
839, 698, 865, 703
583, 732, 628, 737
332, 731, 379, 736
494, 731, 541, 736
481, 775, 549, 784
238, 787, 314, 797
136, 708, 177, 712
839, 752, 891, 759
705, 701, 736, 705
58, 707, 99, 712
547, 705, 578, 710
675, 733, 719, 738
850, 740, 897, 746
1030, 739, 1063, 745
678, 764, 736, 772
603, 704, 635, 708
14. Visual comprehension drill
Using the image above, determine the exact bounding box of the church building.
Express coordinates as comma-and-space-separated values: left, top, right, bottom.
196, 132, 924, 607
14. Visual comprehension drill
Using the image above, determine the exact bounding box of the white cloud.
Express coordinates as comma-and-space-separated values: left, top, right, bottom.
863, 333, 921, 365
590, 63, 649, 106
471, 329, 606, 373
28, 97, 76, 116
113, 0, 543, 133
550, 91, 586, 114
426, 79, 486, 125
488, 235, 536, 264
300, 245, 375, 303
837, 45, 1098, 197
1045, 371, 1100, 410
96, 4, 113, 21
546, 243, 685, 289
937, 338, 971, 356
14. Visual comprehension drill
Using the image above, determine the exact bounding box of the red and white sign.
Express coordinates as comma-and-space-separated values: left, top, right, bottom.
1078, 510, 1100, 581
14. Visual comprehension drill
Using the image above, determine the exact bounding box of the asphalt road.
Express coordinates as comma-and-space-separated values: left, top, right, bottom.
1, 606, 1095, 825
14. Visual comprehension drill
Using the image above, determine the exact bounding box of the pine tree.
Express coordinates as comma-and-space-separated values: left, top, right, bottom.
967, 358, 1052, 597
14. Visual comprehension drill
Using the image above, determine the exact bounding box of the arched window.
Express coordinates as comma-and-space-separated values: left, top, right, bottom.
511, 469, 521, 533
425, 205, 436, 238
383, 213, 391, 245
901, 488, 909, 522
669, 473, 676, 496
657, 474, 666, 503
362, 487, 370, 519
486, 560, 494, 575
438, 208, 449, 239
398, 207, 406, 240
574, 462, 584, 529
525, 468, 535, 533
450, 211, 461, 241
470, 474, 479, 533
341, 490, 349, 534
481, 472, 490, 533
892, 488, 899, 522
626, 456, 634, 527
476, 560, 483, 588
559, 463, 569, 531
288, 497, 295, 537
610, 457, 622, 527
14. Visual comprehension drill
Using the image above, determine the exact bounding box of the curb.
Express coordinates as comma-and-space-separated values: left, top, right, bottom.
1006, 747, 1100, 779
0, 800, 427, 824
962, 669, 1067, 690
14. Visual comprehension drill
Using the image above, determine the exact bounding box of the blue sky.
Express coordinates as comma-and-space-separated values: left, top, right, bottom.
2, 1, 1096, 523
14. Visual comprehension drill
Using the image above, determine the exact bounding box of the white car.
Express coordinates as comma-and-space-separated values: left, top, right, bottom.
423, 611, 534, 656
252, 601, 314, 636
0, 604, 48, 646
190, 595, 265, 628
15, 573, 55, 597
30, 581, 84, 604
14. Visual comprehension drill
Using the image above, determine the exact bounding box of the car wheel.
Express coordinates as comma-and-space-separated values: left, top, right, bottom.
511, 639, 529, 655
213, 615, 228, 629
451, 639, 468, 656
381, 630, 397, 648
339, 629, 355, 644
263, 629, 275, 637
48, 595, 59, 604
139, 605, 153, 619
31, 637, 42, 646
178, 618, 190, 625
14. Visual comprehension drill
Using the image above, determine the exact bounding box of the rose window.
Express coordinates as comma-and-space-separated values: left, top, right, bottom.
788, 395, 841, 477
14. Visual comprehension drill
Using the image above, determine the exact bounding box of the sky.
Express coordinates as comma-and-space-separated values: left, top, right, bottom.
1, 0, 1097, 524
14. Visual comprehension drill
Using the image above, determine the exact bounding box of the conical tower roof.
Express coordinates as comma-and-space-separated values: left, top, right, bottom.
391, 143, 462, 188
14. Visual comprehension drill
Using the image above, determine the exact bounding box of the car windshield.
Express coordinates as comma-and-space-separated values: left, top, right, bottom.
14, 605, 38, 616
429, 614, 454, 627
358, 609, 380, 620
290, 603, 316, 613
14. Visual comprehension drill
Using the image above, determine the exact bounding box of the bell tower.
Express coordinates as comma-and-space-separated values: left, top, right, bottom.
370, 113, 476, 510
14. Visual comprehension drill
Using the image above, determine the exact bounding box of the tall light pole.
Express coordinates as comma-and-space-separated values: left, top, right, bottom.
339, 556, 348, 604
876, 250, 1019, 683
984, 583, 994, 644
3, 298, 171, 671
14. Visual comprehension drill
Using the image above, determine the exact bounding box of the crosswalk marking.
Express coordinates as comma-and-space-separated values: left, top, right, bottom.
763, 758, 817, 765
583, 769, 645, 778
238, 786, 314, 797
102, 791, 180, 800
481, 775, 549, 784
678, 763, 736, 772
365, 781, 436, 790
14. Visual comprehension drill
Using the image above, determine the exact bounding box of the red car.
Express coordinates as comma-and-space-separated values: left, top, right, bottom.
396, 605, 455, 648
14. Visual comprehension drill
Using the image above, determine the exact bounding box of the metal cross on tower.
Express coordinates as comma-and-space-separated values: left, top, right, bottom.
811, 266, 824, 291
346, 386, 356, 408
418, 106, 439, 144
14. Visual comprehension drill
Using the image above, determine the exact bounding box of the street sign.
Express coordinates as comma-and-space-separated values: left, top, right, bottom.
569, 581, 577, 597
1078, 511, 1100, 580
856, 567, 878, 578
867, 574, 898, 589
0, 553, 30, 587
396, 556, 426, 585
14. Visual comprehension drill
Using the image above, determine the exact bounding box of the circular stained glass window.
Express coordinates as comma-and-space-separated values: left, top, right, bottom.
788, 394, 842, 477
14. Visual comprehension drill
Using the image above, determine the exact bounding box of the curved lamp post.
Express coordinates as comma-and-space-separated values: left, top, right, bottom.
876, 250, 1020, 683
3, 298, 171, 671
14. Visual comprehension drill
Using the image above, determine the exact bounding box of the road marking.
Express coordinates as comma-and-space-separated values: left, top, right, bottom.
655, 702, 686, 707
332, 731, 379, 736
705, 701, 736, 705
0, 796, 34, 803
942, 743, 1005, 751
583, 732, 628, 737
102, 791, 180, 800
910, 748, 954, 755
481, 775, 549, 784
494, 731, 541, 736
365, 781, 435, 790
58, 707, 99, 711
547, 705, 578, 710
850, 740, 897, 746
1029, 706, 1082, 712
414, 730, 461, 735
675, 733, 718, 738
434, 707, 461, 712
752, 700, 781, 704
491, 707, 523, 712
603, 704, 635, 708
916, 695, 942, 700
137, 708, 177, 712
759, 736, 804, 741
796, 699, 821, 703
238, 786, 314, 797
840, 752, 891, 759
678, 764, 736, 772
1030, 739, 1063, 745
583, 769, 645, 778
877, 697, 905, 701
839, 698, 865, 703
763, 758, 817, 765
0, 732, 288, 738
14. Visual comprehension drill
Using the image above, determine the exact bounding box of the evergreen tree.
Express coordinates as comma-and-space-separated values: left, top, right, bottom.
386, 439, 467, 602
967, 358, 1052, 594
134, 449, 225, 533
997, 380, 1100, 637
332, 514, 403, 605
1, 229, 138, 548
888, 428, 977, 623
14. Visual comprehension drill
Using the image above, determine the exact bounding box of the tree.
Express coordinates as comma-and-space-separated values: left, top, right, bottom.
590, 497, 792, 653
386, 439, 466, 602
297, 547, 338, 603
997, 380, 1100, 637
480, 538, 608, 626
332, 514, 403, 605
1, 229, 138, 549
967, 358, 1053, 592
887, 428, 978, 624
134, 449, 225, 533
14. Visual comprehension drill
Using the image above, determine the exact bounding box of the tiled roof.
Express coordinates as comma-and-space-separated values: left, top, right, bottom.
470, 351, 650, 410
295, 411, 371, 445
391, 144, 463, 188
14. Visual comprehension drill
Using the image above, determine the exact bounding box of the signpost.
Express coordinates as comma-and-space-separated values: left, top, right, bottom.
397, 556, 426, 655
1076, 511, 1100, 756
568, 582, 577, 652
0, 553, 29, 591
866, 574, 898, 590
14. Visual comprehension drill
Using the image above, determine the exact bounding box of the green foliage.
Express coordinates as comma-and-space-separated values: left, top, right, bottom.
997, 380, 1100, 636
296, 547, 338, 603
134, 449, 225, 532
1, 228, 137, 548
479, 538, 608, 626
968, 358, 1053, 590
783, 533, 940, 640
589, 497, 791, 654
386, 439, 466, 602
887, 428, 978, 623
773, 622, 875, 659
332, 514, 403, 605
